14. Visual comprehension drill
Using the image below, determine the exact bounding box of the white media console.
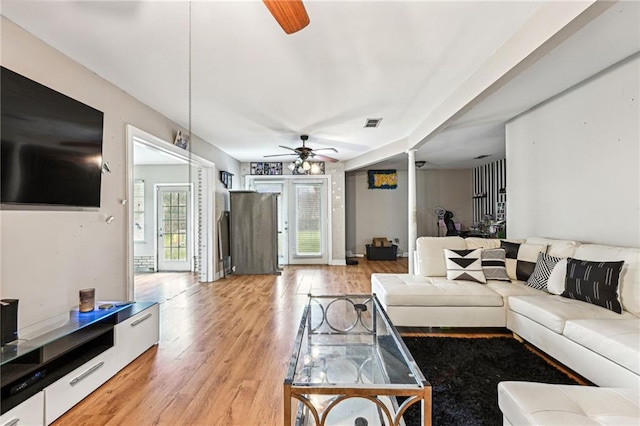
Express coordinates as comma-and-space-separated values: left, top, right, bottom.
0, 302, 159, 425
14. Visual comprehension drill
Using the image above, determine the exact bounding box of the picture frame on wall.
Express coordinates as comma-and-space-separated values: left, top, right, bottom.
368, 170, 398, 189
250, 162, 283, 175
220, 171, 233, 189
173, 130, 188, 150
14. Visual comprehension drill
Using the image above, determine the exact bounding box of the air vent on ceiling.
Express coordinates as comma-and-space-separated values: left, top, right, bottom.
474, 154, 491, 160
364, 118, 382, 128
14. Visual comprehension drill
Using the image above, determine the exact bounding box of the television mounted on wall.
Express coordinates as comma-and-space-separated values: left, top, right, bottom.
1, 67, 104, 209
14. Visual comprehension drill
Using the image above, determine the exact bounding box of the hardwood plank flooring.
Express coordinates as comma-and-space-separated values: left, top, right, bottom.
54, 259, 407, 426
134, 272, 200, 303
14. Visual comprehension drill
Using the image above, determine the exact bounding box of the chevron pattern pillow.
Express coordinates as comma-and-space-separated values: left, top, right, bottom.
444, 248, 486, 283
526, 252, 563, 290
561, 258, 624, 313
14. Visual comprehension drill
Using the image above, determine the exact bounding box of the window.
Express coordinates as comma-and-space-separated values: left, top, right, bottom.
133, 180, 145, 242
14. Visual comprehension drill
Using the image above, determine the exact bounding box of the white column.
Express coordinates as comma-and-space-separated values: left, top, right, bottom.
407, 149, 417, 274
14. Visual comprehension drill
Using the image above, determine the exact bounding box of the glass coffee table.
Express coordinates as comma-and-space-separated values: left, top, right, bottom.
284, 294, 431, 426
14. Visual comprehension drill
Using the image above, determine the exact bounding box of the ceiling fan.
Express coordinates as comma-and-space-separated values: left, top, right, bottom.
262, 0, 310, 34
264, 135, 339, 171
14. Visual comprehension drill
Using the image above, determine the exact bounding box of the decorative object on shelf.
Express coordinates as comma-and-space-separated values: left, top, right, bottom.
292, 160, 324, 175
78, 288, 95, 312
173, 130, 188, 150
367, 169, 397, 189
473, 192, 487, 199
220, 171, 233, 189
250, 162, 283, 175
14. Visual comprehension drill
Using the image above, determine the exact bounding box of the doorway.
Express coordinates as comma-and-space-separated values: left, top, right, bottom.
156, 184, 192, 272
126, 125, 216, 302
247, 176, 329, 265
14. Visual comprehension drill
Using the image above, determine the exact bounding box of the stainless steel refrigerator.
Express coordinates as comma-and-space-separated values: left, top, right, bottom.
229, 191, 280, 275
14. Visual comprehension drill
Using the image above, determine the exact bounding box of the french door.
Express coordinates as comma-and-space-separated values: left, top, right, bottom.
288, 180, 328, 265
251, 180, 288, 266
248, 178, 328, 265
156, 185, 192, 271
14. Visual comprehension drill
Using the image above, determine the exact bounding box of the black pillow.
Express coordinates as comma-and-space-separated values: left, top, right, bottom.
561, 258, 624, 313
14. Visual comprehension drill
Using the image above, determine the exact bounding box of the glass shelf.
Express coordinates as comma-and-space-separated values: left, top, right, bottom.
0, 302, 154, 366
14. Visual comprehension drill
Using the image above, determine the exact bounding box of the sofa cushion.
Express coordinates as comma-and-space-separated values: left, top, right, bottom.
562, 259, 624, 314
573, 244, 640, 316
371, 273, 503, 307
498, 382, 640, 426
501, 241, 548, 281
564, 318, 640, 375
465, 237, 502, 250
526, 252, 562, 291
444, 248, 486, 283
508, 295, 635, 334
481, 248, 511, 281
486, 280, 547, 299
526, 237, 581, 258
416, 236, 466, 277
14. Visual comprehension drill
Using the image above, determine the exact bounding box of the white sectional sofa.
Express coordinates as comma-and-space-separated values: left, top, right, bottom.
371, 236, 640, 424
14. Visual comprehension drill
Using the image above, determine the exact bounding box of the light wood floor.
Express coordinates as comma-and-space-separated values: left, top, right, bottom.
54, 258, 409, 426
134, 271, 200, 303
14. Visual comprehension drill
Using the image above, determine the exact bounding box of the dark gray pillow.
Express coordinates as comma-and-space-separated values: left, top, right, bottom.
561, 258, 624, 313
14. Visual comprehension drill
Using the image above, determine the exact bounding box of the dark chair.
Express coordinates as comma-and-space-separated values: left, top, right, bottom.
443, 211, 458, 236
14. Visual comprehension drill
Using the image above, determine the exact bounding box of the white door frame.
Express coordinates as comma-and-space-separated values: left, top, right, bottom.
155, 183, 193, 272
126, 125, 216, 300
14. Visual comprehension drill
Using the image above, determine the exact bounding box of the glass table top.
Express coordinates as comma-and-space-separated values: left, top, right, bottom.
286, 294, 426, 389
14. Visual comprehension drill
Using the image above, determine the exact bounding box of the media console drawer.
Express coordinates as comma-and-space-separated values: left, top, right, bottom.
0, 391, 44, 426
114, 303, 160, 370
44, 347, 118, 424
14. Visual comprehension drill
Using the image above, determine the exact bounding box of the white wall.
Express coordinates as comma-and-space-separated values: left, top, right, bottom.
346, 170, 409, 255
0, 18, 240, 334
506, 55, 639, 247
345, 168, 473, 255
417, 169, 473, 237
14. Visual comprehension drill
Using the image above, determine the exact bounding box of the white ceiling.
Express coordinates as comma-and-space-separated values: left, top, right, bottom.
2, 1, 639, 170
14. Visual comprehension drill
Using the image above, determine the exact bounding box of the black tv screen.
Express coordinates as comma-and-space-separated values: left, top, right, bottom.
1, 67, 104, 208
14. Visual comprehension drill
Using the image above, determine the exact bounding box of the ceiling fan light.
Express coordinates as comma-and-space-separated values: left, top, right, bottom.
302, 161, 311, 171
310, 163, 320, 174
287, 162, 296, 171
297, 166, 305, 174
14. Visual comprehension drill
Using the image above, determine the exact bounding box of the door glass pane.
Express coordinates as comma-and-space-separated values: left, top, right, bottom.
295, 184, 321, 256
162, 190, 188, 262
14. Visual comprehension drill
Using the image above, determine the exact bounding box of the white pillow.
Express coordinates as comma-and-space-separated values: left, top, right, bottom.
444, 248, 486, 283
547, 258, 568, 295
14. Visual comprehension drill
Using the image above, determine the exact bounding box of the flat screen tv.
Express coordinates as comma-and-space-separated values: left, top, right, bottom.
1, 67, 104, 208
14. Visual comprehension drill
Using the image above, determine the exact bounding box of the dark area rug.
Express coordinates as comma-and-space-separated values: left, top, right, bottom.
400, 336, 585, 426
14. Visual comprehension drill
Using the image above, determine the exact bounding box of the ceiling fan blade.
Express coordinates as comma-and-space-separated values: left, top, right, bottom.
263, 0, 310, 34
312, 154, 339, 163
278, 145, 298, 152
264, 153, 296, 158
311, 147, 338, 153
